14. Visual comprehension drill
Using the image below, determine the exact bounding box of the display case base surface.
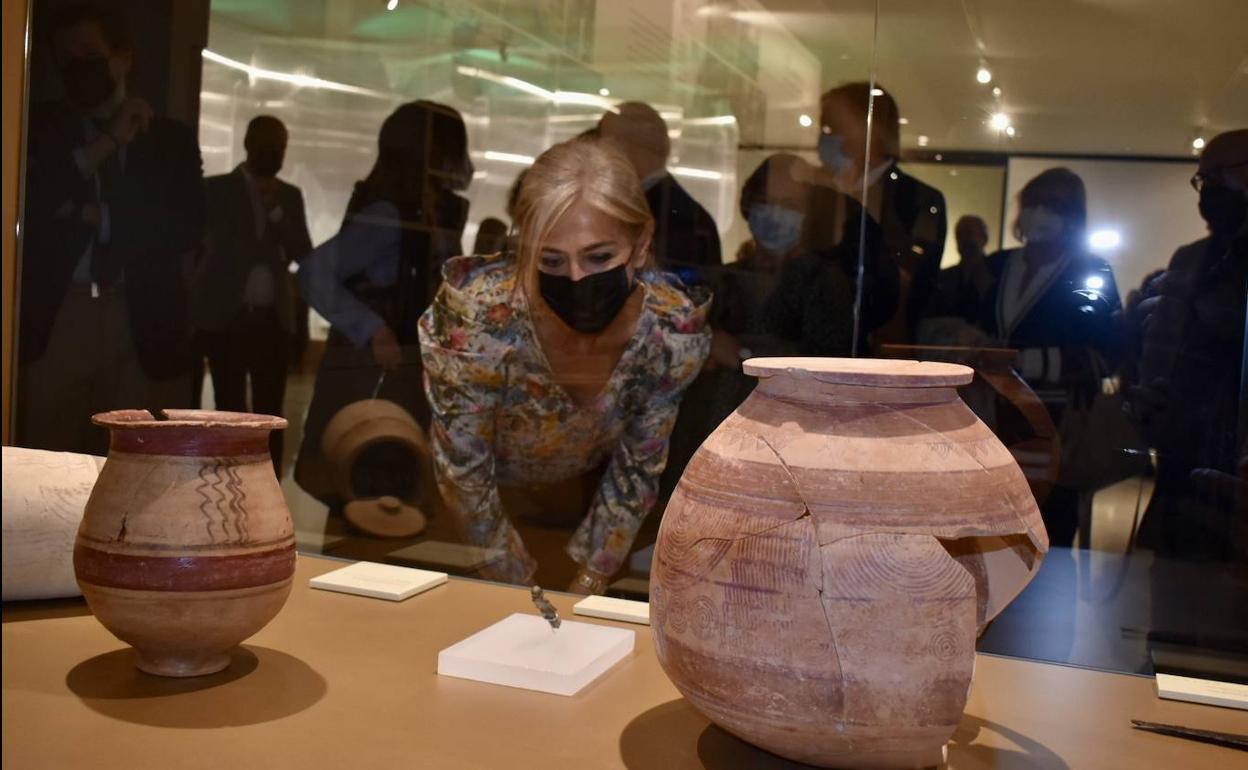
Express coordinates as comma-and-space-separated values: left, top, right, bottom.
437, 613, 634, 696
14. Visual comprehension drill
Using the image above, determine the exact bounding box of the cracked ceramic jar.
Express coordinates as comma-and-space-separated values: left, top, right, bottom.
74, 410, 296, 677
652, 358, 1048, 769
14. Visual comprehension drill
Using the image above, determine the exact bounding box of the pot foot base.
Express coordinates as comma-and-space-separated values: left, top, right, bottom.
134, 649, 233, 678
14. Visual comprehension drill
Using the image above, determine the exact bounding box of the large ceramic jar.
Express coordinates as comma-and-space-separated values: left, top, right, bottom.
652, 359, 1048, 769
74, 410, 296, 677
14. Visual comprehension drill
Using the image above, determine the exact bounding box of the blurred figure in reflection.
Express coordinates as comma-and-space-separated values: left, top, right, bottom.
598, 102, 722, 268
17, 2, 203, 455
918, 214, 997, 345
420, 136, 710, 593
1136, 129, 1248, 561
294, 101, 472, 503
809, 82, 946, 347
1117, 267, 1166, 397
193, 116, 312, 475
659, 154, 817, 502
975, 168, 1122, 546
472, 217, 509, 255
763, 155, 899, 358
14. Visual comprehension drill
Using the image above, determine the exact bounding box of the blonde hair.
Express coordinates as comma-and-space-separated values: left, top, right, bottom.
512, 135, 655, 300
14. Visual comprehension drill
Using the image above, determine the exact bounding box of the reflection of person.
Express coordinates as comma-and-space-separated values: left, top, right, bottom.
194, 116, 312, 474
919, 214, 996, 345
975, 168, 1122, 546
472, 217, 509, 255
420, 136, 710, 593
17, 3, 203, 455
294, 101, 472, 501
1135, 129, 1248, 561
598, 102, 722, 267
808, 83, 946, 346
659, 154, 816, 502
761, 154, 899, 358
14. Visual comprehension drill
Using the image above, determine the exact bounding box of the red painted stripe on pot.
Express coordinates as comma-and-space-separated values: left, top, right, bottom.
74, 543, 295, 592
108, 427, 273, 457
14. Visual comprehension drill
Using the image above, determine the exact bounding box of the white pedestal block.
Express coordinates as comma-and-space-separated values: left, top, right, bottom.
1156, 673, 1248, 710
437, 613, 634, 696
309, 562, 447, 601
573, 595, 650, 625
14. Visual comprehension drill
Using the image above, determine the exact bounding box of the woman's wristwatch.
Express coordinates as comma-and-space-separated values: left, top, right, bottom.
573, 568, 610, 595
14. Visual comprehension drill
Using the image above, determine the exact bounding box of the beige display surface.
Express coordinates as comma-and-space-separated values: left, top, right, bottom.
4, 555, 1246, 769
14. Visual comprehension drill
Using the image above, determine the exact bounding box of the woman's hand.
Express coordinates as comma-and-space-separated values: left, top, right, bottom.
567, 567, 610, 595
370, 325, 402, 370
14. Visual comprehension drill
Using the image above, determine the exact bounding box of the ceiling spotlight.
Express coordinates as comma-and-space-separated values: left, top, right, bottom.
935, 153, 943, 161
1005, 125, 1016, 137
917, 135, 930, 147
992, 86, 1002, 97
1192, 137, 1206, 150
598, 87, 610, 96
898, 117, 909, 125
386, 0, 398, 9
976, 67, 992, 84
990, 112, 1011, 131
798, 113, 813, 128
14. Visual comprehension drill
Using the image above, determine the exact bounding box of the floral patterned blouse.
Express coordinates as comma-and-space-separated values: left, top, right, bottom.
418, 254, 711, 583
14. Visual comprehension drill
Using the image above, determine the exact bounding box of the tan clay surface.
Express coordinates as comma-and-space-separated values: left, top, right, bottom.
4, 555, 1245, 769
653, 359, 1049, 768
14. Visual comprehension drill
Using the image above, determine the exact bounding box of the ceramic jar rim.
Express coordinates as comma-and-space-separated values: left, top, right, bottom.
92, 409, 288, 431
743, 357, 973, 388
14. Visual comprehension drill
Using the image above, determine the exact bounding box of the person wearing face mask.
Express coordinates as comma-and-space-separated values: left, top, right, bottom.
16, 2, 204, 455
974, 168, 1122, 546
419, 136, 710, 593
757, 154, 899, 359
807, 82, 947, 348
191, 116, 313, 475
657, 155, 817, 505
1134, 129, 1248, 564
294, 101, 472, 502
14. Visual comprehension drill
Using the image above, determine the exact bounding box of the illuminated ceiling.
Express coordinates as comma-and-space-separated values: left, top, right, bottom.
206, 0, 1248, 157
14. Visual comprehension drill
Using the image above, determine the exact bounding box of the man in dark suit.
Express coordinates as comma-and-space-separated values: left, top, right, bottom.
598, 102, 722, 268
195, 116, 312, 474
807, 82, 947, 348
17, 3, 203, 455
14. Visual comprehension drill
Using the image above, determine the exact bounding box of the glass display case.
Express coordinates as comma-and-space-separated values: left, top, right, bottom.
5, 0, 1246, 687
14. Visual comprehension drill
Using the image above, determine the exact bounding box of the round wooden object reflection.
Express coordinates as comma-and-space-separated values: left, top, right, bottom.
652, 359, 1048, 769
343, 496, 428, 539
321, 399, 434, 537
74, 410, 295, 677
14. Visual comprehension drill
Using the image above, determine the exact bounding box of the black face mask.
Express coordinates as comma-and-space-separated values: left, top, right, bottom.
538, 264, 635, 334
1199, 183, 1248, 236
62, 55, 116, 111
248, 149, 284, 178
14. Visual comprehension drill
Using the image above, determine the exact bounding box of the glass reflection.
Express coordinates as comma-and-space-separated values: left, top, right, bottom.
8, 0, 1247, 681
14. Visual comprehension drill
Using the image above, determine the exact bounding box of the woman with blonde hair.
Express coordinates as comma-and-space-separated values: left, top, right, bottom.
419, 135, 711, 593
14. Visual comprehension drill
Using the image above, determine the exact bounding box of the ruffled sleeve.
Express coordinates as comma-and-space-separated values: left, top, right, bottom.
418, 255, 535, 583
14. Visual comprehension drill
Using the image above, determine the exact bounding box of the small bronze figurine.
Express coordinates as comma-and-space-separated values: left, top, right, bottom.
530, 585, 561, 630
